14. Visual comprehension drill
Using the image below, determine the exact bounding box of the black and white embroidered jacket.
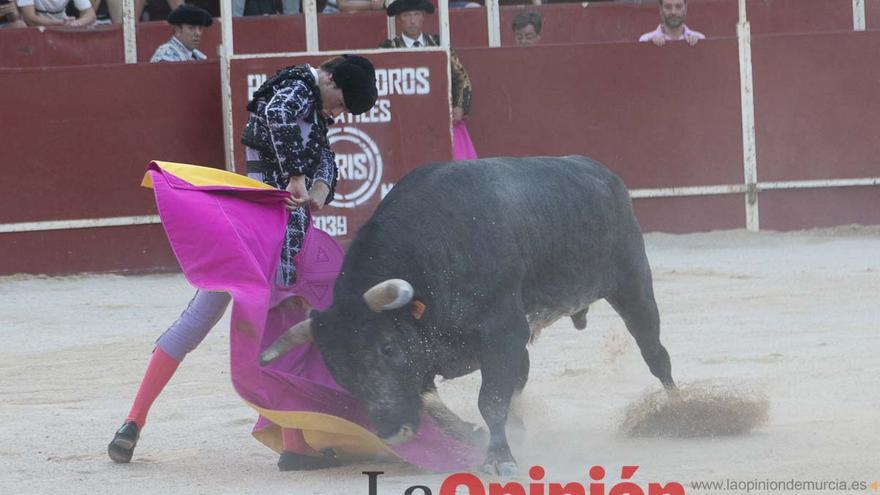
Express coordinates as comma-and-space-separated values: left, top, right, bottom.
242, 65, 338, 198
241, 65, 339, 285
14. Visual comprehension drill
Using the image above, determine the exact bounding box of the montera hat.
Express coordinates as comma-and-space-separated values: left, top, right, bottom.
329, 55, 378, 115
167, 4, 213, 27
386, 0, 435, 17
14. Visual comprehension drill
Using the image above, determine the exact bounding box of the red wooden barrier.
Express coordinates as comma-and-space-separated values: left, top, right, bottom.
0, 62, 224, 275
2, 29, 879, 276
752, 30, 880, 182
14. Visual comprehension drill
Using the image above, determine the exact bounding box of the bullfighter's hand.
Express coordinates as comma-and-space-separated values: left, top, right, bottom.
685, 34, 700, 46
286, 175, 309, 210
651, 35, 667, 47
452, 106, 465, 124
309, 181, 330, 211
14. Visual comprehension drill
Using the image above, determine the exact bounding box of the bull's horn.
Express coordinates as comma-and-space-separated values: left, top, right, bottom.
259, 318, 313, 365
363, 279, 414, 312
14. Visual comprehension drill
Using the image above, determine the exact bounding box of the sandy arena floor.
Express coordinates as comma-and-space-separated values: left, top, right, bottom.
1, 227, 878, 495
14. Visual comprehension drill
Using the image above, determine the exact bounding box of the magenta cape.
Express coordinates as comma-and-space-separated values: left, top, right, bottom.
143, 161, 483, 472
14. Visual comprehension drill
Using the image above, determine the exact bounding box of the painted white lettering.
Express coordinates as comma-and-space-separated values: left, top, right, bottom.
381, 183, 395, 199
401, 68, 416, 94
313, 216, 348, 237
415, 68, 430, 94
372, 68, 431, 96
247, 74, 267, 101
353, 99, 392, 124
389, 68, 403, 96
336, 154, 370, 181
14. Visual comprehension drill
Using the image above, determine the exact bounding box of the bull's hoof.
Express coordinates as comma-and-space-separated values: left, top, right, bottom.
481, 460, 518, 477
571, 309, 588, 330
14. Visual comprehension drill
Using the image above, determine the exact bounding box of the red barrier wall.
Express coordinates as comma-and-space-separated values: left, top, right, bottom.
457, 40, 747, 232
0, 0, 865, 68
0, 62, 224, 275
752, 30, 880, 182
2, 29, 879, 276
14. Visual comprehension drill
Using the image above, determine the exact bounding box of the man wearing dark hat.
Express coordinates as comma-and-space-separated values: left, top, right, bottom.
108, 55, 377, 471
379, 0, 472, 130
150, 4, 213, 62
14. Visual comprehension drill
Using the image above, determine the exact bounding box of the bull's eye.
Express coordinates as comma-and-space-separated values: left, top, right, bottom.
379, 342, 395, 358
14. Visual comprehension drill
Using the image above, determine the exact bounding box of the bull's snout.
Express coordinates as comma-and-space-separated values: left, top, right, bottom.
380, 424, 417, 445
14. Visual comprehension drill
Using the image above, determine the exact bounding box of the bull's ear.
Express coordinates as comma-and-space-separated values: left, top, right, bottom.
409, 300, 427, 320
259, 318, 313, 365
363, 279, 414, 312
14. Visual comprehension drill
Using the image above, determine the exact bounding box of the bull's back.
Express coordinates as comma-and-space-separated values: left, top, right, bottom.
347, 156, 645, 320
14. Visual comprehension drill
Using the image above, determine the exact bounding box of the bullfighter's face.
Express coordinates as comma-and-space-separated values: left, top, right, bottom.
312, 306, 428, 444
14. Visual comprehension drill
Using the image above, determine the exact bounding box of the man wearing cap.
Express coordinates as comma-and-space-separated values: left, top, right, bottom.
150, 4, 213, 63
108, 55, 378, 471
379, 0, 472, 133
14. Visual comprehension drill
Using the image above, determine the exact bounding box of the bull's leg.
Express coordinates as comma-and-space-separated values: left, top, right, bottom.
607, 268, 676, 392
422, 383, 488, 446
507, 351, 530, 447
476, 301, 531, 476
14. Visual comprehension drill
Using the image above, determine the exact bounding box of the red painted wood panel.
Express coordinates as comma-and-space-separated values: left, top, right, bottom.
457, 41, 745, 189
752, 30, 880, 182
0, 62, 224, 223
1, 225, 179, 275
634, 194, 746, 233
759, 187, 880, 230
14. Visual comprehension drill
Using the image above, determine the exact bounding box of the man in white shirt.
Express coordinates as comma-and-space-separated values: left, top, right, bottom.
639, 0, 705, 47
0, 0, 27, 28
150, 4, 212, 63
16, 0, 95, 26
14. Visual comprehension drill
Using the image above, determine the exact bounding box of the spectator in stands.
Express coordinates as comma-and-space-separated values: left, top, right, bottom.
512, 10, 541, 46
0, 0, 27, 27
232, 0, 300, 16
103, 0, 178, 23
16, 0, 95, 26
379, 0, 474, 158
639, 0, 704, 46
150, 4, 212, 62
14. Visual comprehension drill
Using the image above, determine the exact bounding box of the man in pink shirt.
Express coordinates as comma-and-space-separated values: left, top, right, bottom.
639, 0, 705, 46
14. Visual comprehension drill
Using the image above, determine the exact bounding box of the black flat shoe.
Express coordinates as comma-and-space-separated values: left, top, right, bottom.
277, 450, 340, 471
108, 421, 140, 463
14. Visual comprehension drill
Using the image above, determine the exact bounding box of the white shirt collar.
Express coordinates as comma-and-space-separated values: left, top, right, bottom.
401, 32, 426, 48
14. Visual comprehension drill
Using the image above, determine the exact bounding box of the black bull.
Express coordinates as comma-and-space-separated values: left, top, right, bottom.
262, 156, 676, 475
